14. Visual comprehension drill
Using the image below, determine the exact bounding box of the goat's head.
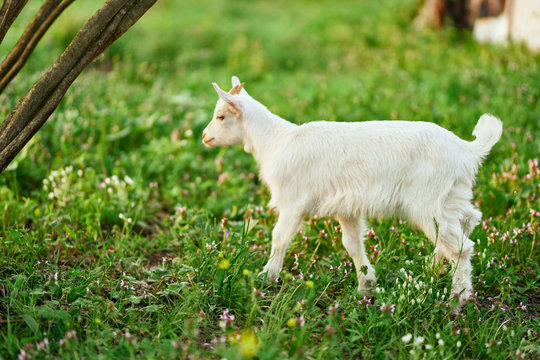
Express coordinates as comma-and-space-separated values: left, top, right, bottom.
202, 76, 247, 148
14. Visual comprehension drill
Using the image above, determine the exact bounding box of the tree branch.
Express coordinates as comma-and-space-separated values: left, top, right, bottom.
0, 0, 157, 172
0, 0, 29, 44
0, 0, 75, 94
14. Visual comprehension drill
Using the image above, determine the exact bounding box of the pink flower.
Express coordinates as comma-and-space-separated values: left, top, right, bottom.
221, 217, 229, 227
327, 302, 339, 315
359, 296, 372, 307
366, 228, 377, 239
379, 303, 395, 314
218, 173, 228, 184
253, 287, 266, 298
297, 314, 305, 327
370, 244, 380, 260
219, 309, 235, 328
326, 324, 334, 335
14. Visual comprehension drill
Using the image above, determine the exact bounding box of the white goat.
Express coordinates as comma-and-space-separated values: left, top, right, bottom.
202, 76, 502, 305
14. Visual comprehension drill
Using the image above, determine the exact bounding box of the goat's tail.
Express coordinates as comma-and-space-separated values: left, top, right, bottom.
471, 114, 503, 159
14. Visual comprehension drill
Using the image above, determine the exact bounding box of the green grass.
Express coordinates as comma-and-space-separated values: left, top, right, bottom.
1, 0, 539, 358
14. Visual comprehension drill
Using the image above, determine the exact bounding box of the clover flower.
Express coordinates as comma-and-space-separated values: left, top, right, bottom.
219, 309, 235, 328
379, 303, 395, 313
401, 333, 412, 343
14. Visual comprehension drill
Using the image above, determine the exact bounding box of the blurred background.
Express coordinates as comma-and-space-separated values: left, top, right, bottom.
1, 0, 538, 217
1, 1, 538, 358
1, 0, 539, 238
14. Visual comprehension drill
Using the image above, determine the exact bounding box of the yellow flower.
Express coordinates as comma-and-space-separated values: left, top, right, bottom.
305, 280, 314, 288
218, 258, 230, 270
242, 269, 251, 276
239, 329, 259, 358
34, 208, 40, 216
227, 331, 240, 344
286, 318, 297, 327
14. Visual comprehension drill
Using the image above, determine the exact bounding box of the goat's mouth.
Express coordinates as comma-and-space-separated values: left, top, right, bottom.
203, 137, 215, 146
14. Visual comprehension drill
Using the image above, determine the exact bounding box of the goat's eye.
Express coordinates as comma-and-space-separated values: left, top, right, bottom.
216, 115, 225, 121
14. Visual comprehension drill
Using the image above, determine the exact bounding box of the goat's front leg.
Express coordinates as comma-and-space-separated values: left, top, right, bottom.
338, 216, 376, 295
260, 210, 303, 280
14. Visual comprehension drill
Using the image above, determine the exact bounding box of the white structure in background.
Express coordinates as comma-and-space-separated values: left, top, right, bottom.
474, 0, 540, 51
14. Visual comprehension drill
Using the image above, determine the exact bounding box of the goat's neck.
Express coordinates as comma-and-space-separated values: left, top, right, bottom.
242, 107, 294, 165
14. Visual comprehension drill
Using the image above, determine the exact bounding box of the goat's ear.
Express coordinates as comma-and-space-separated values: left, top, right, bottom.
232, 76, 241, 86
231, 75, 248, 95
213, 82, 241, 113
229, 82, 244, 95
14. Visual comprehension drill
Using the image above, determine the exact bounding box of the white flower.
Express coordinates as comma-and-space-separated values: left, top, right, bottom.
414, 336, 424, 345
124, 175, 134, 186
401, 333, 412, 343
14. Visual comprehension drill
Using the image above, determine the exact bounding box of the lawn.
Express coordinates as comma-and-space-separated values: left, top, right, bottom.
0, 0, 538, 359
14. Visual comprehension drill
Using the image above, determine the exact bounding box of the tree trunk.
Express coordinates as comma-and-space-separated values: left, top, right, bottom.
0, 0, 157, 173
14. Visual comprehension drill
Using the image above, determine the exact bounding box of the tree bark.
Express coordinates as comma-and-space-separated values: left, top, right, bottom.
0, 0, 156, 173
0, 0, 75, 94
0, 0, 29, 44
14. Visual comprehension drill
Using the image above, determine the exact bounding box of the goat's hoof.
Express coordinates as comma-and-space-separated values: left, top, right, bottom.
257, 269, 280, 282
357, 277, 376, 297
451, 295, 465, 314
358, 287, 374, 297
357, 270, 376, 295
450, 286, 472, 314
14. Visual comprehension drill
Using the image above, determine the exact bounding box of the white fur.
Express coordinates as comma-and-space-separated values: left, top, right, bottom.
203, 76, 503, 306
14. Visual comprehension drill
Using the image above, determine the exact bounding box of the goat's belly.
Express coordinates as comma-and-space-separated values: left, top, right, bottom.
309, 175, 442, 220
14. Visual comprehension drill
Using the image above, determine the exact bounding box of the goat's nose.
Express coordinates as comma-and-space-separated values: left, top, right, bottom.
202, 131, 207, 139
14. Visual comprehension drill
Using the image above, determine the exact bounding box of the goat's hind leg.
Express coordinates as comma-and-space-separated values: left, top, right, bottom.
433, 216, 474, 305
338, 217, 376, 295
421, 203, 480, 277
461, 204, 482, 237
